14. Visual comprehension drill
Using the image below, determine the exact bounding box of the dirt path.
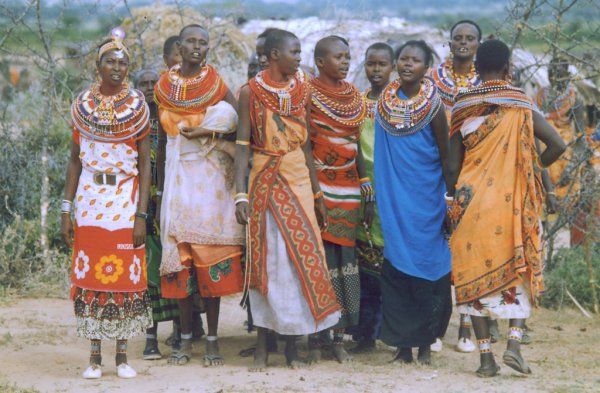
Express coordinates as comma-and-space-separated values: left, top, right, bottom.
0, 296, 598, 393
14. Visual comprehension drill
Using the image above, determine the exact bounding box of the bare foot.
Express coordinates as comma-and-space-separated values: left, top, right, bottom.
306, 347, 322, 364
392, 347, 413, 364
168, 338, 192, 365
349, 339, 375, 354
203, 340, 224, 367
249, 347, 268, 372
285, 342, 308, 369
417, 346, 431, 365
333, 342, 352, 363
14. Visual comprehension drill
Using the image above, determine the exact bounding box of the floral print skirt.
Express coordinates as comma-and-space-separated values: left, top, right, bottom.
457, 284, 531, 319
71, 287, 152, 340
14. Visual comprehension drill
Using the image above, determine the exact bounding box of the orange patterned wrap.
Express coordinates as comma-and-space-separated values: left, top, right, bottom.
308, 78, 366, 246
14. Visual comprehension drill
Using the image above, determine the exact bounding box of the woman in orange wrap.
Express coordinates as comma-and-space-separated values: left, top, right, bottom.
235, 29, 341, 372
307, 35, 371, 364
154, 24, 245, 366
447, 40, 565, 377
430, 19, 482, 353
61, 29, 152, 379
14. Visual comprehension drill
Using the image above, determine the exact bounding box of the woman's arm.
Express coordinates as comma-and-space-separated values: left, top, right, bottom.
155, 121, 167, 228
133, 133, 151, 247
221, 88, 239, 141
180, 88, 240, 141
234, 86, 252, 225
431, 107, 451, 190
535, 138, 558, 213
356, 142, 374, 227
303, 99, 328, 229
60, 140, 82, 247
532, 111, 567, 167
446, 131, 465, 196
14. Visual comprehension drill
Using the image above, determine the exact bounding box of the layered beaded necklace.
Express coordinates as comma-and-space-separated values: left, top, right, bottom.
536, 83, 576, 121
154, 63, 226, 114
308, 78, 367, 128
363, 89, 377, 120
431, 58, 480, 108
71, 82, 149, 142
251, 70, 308, 116
451, 79, 535, 137
376, 77, 441, 136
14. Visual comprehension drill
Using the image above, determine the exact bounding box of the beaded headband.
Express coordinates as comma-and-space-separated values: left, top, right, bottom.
97, 27, 130, 61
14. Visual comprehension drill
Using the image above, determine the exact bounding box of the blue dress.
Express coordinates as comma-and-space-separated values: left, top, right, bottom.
374, 88, 452, 347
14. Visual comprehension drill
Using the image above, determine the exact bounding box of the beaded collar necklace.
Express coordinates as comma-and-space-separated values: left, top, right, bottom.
451, 79, 536, 138
432, 58, 480, 108
376, 77, 441, 136
363, 89, 377, 120
252, 70, 308, 116
154, 64, 225, 114
308, 78, 367, 128
536, 83, 576, 119
71, 82, 149, 142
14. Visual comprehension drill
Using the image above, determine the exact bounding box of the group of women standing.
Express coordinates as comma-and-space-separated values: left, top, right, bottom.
61, 19, 568, 380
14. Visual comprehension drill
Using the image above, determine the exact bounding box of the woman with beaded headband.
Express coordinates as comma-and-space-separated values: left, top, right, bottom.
154, 24, 244, 367
306, 35, 371, 365
447, 39, 565, 377
234, 28, 341, 372
430, 19, 482, 353
61, 28, 152, 379
374, 40, 452, 366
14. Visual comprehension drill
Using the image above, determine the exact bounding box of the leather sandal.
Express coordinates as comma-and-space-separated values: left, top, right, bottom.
503, 350, 532, 374
476, 363, 500, 378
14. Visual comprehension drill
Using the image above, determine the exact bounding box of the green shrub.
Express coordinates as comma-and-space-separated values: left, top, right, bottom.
542, 245, 600, 310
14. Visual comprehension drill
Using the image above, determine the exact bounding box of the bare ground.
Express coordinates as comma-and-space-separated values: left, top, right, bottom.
0, 296, 598, 393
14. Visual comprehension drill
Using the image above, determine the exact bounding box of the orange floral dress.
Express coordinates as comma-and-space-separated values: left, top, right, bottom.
70, 83, 152, 339
449, 81, 544, 318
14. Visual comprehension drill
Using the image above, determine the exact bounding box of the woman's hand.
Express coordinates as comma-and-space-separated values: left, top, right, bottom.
133, 218, 147, 248
61, 214, 74, 247
362, 201, 374, 228
236, 201, 249, 225
180, 126, 213, 140
315, 198, 328, 231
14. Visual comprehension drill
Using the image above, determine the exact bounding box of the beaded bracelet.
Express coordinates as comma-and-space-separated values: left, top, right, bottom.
235, 197, 249, 205
61, 199, 72, 214
135, 211, 149, 220
313, 190, 324, 200
360, 181, 375, 203
236, 140, 250, 146
234, 192, 249, 205
359, 177, 371, 185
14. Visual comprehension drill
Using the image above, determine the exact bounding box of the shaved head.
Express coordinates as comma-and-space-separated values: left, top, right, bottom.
314, 35, 349, 61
